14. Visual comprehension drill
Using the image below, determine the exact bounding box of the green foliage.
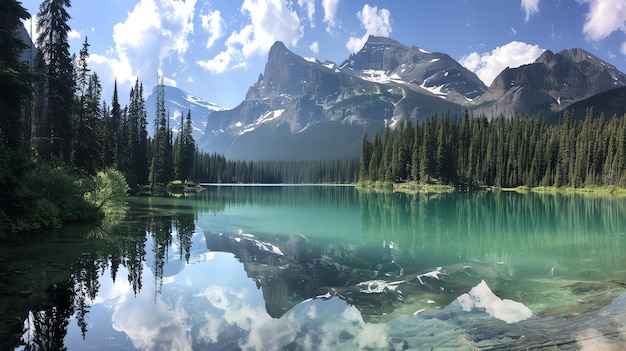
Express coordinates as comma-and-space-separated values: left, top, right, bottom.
84, 169, 130, 211
0, 0, 33, 154
0, 163, 102, 233
150, 82, 174, 189
358, 109, 626, 189
166, 180, 186, 193
34, 0, 75, 163
192, 152, 359, 184
174, 110, 196, 180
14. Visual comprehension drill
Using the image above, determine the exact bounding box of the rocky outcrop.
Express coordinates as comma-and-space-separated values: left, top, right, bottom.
342, 35, 487, 104
472, 48, 626, 118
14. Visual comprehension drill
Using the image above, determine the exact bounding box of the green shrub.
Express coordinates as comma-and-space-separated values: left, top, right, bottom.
84, 169, 130, 211
167, 180, 185, 192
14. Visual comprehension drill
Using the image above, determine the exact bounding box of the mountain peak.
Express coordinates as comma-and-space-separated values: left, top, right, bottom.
474, 46, 626, 118
363, 35, 407, 48
268, 41, 289, 57
534, 49, 555, 65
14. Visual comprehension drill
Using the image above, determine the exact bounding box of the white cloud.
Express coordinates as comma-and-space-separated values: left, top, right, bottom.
581, 0, 626, 54
460, 41, 545, 86
322, 0, 339, 32
346, 4, 392, 53
310, 41, 319, 54
521, 0, 540, 22
197, 0, 303, 74
201, 10, 224, 49
158, 68, 178, 87
68, 29, 81, 40
197, 46, 240, 74
93, 0, 197, 88
298, 0, 316, 27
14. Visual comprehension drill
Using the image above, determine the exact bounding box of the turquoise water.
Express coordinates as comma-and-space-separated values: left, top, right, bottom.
3, 186, 626, 350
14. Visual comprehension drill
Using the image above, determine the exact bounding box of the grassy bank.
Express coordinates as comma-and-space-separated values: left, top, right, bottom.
358, 181, 626, 196
357, 181, 455, 194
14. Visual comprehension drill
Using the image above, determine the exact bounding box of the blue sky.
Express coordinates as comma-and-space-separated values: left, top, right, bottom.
20, 0, 626, 108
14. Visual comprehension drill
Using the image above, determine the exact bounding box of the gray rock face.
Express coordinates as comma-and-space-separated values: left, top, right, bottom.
191, 37, 626, 159
198, 40, 461, 159
342, 36, 488, 104
472, 48, 626, 118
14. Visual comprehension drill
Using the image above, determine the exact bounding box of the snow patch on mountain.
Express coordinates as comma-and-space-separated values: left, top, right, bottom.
361, 69, 403, 84
235, 109, 286, 135
147, 85, 227, 141
420, 79, 448, 98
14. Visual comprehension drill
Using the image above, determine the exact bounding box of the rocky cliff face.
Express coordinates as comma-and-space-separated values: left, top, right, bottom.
342, 36, 487, 104
472, 48, 626, 118
198, 39, 465, 159
189, 37, 626, 159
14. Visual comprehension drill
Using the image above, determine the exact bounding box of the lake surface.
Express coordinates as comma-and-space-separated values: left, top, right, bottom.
3, 186, 626, 350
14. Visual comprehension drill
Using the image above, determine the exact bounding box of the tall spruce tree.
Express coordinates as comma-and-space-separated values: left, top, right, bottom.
174, 110, 196, 180
150, 78, 171, 189
73, 38, 102, 175
0, 0, 35, 223
34, 0, 75, 164
358, 133, 371, 182
126, 79, 149, 185
0, 0, 32, 153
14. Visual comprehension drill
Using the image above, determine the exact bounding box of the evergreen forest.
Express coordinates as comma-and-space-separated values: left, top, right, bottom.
0, 0, 356, 233
3, 0, 626, 233
359, 109, 626, 189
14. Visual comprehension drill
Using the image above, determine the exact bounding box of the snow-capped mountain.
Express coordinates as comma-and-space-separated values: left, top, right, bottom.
145, 85, 226, 142
196, 38, 463, 160
341, 36, 487, 104
152, 37, 626, 160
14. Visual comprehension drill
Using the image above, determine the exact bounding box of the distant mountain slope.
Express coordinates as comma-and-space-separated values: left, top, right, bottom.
547, 86, 626, 123
145, 85, 226, 142
183, 37, 626, 160
342, 35, 487, 104
197, 39, 464, 160
471, 48, 626, 118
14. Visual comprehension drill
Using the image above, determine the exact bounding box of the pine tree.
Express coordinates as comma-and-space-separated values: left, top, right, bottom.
137, 82, 149, 184
358, 133, 371, 182
101, 100, 113, 168
0, 0, 35, 223
34, 0, 75, 163
150, 78, 170, 189
419, 116, 436, 183
174, 110, 196, 180
74, 72, 102, 174
0, 0, 33, 153
73, 38, 102, 175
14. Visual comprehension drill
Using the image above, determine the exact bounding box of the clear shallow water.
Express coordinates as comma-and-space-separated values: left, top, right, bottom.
2, 186, 626, 350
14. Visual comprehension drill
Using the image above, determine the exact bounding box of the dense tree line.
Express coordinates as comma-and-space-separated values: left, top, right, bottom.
0, 0, 175, 231
359, 109, 626, 188
1, 0, 361, 232
192, 153, 358, 184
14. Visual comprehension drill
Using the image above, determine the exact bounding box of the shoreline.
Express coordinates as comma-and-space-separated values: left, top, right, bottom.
358, 182, 626, 196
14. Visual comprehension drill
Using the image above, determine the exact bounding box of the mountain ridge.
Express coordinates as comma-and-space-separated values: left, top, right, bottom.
471, 47, 626, 117
153, 36, 626, 160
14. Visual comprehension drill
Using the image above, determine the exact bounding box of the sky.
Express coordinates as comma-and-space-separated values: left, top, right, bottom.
20, 0, 626, 108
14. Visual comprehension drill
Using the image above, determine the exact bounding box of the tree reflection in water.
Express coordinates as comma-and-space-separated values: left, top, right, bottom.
4, 187, 626, 350
5, 195, 197, 351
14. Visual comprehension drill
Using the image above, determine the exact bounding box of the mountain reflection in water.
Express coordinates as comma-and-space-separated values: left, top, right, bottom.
3, 186, 626, 350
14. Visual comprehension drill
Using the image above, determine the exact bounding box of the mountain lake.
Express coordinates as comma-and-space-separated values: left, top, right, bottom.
2, 185, 626, 350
